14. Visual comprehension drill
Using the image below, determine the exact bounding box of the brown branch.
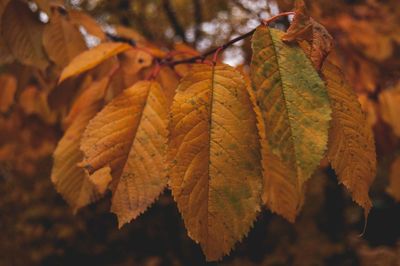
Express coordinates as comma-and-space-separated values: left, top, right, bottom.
192, 0, 203, 43
162, 11, 295, 66
162, 0, 187, 42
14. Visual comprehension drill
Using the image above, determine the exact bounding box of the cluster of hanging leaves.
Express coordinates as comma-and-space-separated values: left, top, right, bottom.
277, 0, 400, 201
0, 0, 378, 261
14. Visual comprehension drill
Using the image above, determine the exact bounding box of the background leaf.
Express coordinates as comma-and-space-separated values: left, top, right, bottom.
1, 0, 48, 70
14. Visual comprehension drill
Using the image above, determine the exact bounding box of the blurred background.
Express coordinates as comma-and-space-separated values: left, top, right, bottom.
0, 0, 400, 265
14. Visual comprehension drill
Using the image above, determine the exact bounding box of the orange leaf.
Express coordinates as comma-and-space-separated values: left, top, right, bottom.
0, 74, 17, 113
43, 8, 87, 67
59, 42, 131, 83
322, 61, 376, 215
52, 101, 107, 212
379, 82, 400, 137
80, 81, 169, 227
168, 64, 262, 261
1, 0, 49, 70
63, 76, 110, 129
387, 156, 400, 201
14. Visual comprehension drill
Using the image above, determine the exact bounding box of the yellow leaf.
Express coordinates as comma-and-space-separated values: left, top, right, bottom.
379, 82, 400, 137
0, 74, 17, 113
59, 42, 131, 83
43, 9, 87, 67
168, 64, 262, 261
251, 26, 331, 222
387, 156, 400, 201
1, 0, 49, 70
80, 81, 169, 227
51, 101, 106, 212
322, 61, 376, 215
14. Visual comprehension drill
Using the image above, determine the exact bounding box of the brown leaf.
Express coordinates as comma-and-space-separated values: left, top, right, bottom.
19, 85, 57, 124
387, 156, 400, 201
43, 8, 87, 67
322, 61, 376, 215
1, 0, 49, 70
0, 74, 17, 113
379, 82, 400, 137
282, 0, 333, 70
80, 81, 169, 227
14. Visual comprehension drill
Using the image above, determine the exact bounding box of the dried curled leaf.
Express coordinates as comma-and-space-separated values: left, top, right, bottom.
251, 26, 331, 222
59, 42, 131, 83
387, 156, 400, 201
1, 0, 48, 70
322, 61, 376, 214
43, 8, 87, 67
51, 93, 108, 212
80, 81, 169, 227
168, 64, 262, 261
282, 0, 333, 70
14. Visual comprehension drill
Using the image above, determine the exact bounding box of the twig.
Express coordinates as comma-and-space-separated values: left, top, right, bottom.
192, 0, 203, 43
162, 0, 187, 42
162, 11, 295, 66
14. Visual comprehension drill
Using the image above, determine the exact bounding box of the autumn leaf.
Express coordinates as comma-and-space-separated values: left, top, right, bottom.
1, 0, 49, 70
282, 0, 333, 70
0, 35, 13, 65
251, 26, 331, 222
168, 64, 262, 261
156, 66, 180, 108
322, 61, 376, 216
19, 85, 58, 124
379, 82, 400, 137
51, 77, 111, 211
59, 42, 132, 83
80, 81, 169, 227
0, 74, 17, 113
387, 156, 400, 201
43, 8, 87, 68
63, 76, 110, 128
